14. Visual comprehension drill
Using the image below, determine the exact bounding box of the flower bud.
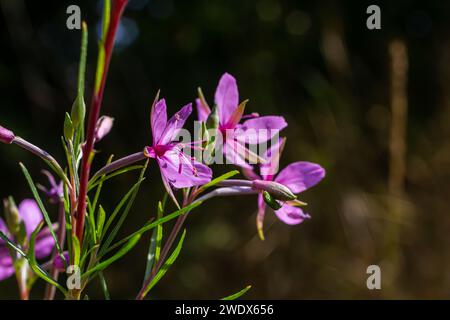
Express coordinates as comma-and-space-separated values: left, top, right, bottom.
206, 106, 219, 131
3, 197, 20, 234
64, 113, 74, 141
0, 125, 15, 144
95, 116, 114, 142
71, 96, 86, 128
16, 221, 27, 246
262, 191, 282, 210
252, 180, 297, 201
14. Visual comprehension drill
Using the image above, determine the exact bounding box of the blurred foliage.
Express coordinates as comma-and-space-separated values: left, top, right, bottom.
1, 0, 450, 299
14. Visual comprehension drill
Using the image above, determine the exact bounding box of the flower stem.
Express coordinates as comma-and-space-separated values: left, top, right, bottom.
216, 179, 253, 187
135, 186, 257, 300
13, 137, 71, 192
91, 151, 146, 182
16, 259, 29, 300
76, 0, 128, 245
44, 199, 66, 300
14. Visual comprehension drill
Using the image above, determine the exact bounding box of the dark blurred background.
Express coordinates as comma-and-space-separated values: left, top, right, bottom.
1, 0, 450, 299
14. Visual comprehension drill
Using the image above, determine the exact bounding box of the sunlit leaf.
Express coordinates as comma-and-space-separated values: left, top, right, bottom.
82, 234, 141, 280
195, 170, 240, 196
221, 285, 252, 300
103, 200, 202, 256
141, 230, 187, 298
144, 197, 166, 280
19, 163, 64, 260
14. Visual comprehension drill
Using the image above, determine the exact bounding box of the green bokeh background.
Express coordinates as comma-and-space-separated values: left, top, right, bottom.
1, 0, 450, 299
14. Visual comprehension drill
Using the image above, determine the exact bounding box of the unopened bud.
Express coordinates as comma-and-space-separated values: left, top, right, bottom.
64, 113, 74, 141
252, 180, 297, 201
3, 197, 20, 234
0, 125, 15, 144
95, 116, 114, 142
206, 106, 219, 130
262, 191, 282, 210
16, 221, 27, 246
71, 96, 86, 128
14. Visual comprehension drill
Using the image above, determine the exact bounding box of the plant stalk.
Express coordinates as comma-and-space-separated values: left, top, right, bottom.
76, 0, 129, 245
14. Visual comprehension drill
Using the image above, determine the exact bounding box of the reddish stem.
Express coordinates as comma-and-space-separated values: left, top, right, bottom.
76, 0, 129, 244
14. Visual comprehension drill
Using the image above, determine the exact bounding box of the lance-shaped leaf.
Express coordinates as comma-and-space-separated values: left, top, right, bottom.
102, 201, 202, 257
221, 285, 252, 300
140, 229, 187, 298
82, 234, 141, 280
28, 222, 67, 295
144, 199, 165, 280
194, 170, 240, 196
99, 161, 148, 255
19, 163, 65, 260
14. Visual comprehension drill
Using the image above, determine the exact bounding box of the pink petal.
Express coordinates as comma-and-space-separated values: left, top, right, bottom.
260, 138, 285, 178
242, 167, 260, 181
0, 246, 14, 281
157, 148, 212, 189
196, 98, 211, 122
223, 139, 252, 169
0, 246, 12, 266
214, 73, 239, 125
159, 103, 192, 145
160, 170, 180, 208
35, 227, 55, 259
275, 162, 325, 194
151, 99, 168, 145
95, 116, 114, 142
53, 252, 69, 271
0, 265, 14, 281
18, 199, 43, 238
235, 116, 287, 144
274, 204, 310, 225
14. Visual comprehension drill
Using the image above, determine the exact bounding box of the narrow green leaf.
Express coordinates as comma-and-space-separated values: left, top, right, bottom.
101, 0, 111, 41
88, 165, 144, 191
82, 234, 141, 279
103, 200, 202, 256
94, 44, 106, 94
99, 271, 111, 300
28, 222, 67, 295
79, 244, 100, 269
100, 180, 143, 241
90, 156, 113, 246
154, 203, 164, 265
78, 22, 88, 99
0, 231, 27, 258
195, 170, 240, 195
72, 235, 81, 266
221, 285, 252, 300
141, 230, 187, 298
87, 198, 97, 246
97, 205, 106, 239
99, 161, 148, 255
144, 200, 164, 280
19, 163, 64, 259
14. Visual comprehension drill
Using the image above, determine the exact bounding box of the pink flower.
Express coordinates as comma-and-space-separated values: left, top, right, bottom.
244, 139, 325, 239
95, 116, 114, 142
145, 99, 212, 206
196, 73, 287, 168
0, 199, 55, 281
37, 170, 63, 204
0, 125, 15, 144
